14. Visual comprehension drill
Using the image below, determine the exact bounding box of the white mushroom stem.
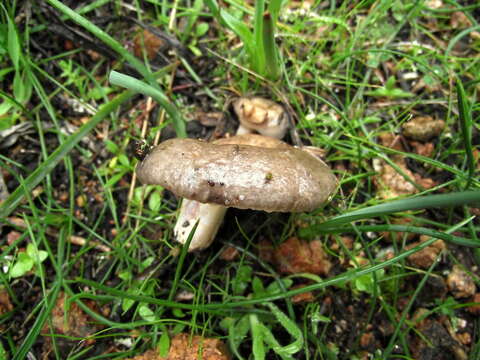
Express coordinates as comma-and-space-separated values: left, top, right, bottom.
174, 201, 227, 251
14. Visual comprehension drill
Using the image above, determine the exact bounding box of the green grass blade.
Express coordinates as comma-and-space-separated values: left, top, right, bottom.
253, 0, 266, 75
220, 9, 255, 68
0, 91, 133, 219
204, 0, 220, 20
109, 71, 186, 138
456, 79, 476, 189
181, 0, 204, 42
167, 221, 198, 301
262, 12, 280, 81
305, 191, 480, 231
446, 25, 480, 56
268, 0, 283, 24
303, 224, 479, 247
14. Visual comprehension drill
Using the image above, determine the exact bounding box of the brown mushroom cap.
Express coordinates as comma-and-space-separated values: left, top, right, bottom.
137, 137, 336, 212
213, 133, 290, 148
233, 97, 288, 139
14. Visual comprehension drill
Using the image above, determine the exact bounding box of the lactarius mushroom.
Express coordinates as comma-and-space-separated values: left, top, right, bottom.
233, 97, 289, 139
136, 134, 337, 251
170, 96, 289, 251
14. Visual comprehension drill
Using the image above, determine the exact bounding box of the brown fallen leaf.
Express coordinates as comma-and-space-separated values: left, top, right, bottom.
410, 141, 435, 157
407, 236, 446, 269
374, 159, 418, 199
134, 29, 167, 60
41, 292, 104, 344
378, 133, 404, 152
219, 245, 239, 261
272, 237, 332, 276
450, 11, 472, 29
126, 334, 230, 360
402, 116, 445, 141
447, 265, 476, 299
0, 289, 13, 316
291, 284, 315, 304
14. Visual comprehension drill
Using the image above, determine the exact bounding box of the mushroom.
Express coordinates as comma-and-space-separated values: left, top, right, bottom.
233, 96, 289, 139
136, 134, 337, 251
174, 95, 290, 251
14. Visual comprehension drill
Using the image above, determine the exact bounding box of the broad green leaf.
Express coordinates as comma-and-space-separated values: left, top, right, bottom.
260, 323, 295, 360
354, 269, 385, 294
118, 154, 130, 167
26, 244, 48, 263
158, 331, 170, 357
0, 340, 7, 359
252, 276, 265, 296
140, 256, 155, 272
148, 191, 162, 212
265, 303, 303, 354
10, 253, 34, 278
228, 316, 250, 360
138, 304, 157, 322
232, 265, 252, 295
13, 71, 32, 104
122, 297, 135, 313
266, 278, 293, 295
250, 314, 265, 360
104, 139, 120, 154
118, 270, 132, 281
196, 23, 209, 37
7, 14, 20, 70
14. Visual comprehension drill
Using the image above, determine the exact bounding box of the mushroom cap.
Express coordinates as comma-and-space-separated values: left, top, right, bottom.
233, 97, 288, 139
213, 133, 290, 148
136, 137, 337, 212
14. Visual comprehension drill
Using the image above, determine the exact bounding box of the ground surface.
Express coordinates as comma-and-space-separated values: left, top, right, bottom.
0, 1, 480, 359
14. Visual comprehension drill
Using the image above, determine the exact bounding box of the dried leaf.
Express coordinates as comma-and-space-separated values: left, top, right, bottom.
0, 289, 13, 315
41, 292, 104, 344
447, 265, 476, 299
126, 334, 230, 360
402, 116, 445, 141
407, 236, 446, 269
272, 237, 332, 276
134, 30, 166, 60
